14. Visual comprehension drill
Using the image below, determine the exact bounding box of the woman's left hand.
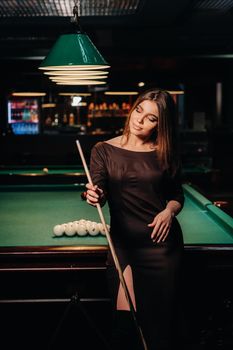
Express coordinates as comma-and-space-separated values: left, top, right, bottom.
148, 208, 174, 243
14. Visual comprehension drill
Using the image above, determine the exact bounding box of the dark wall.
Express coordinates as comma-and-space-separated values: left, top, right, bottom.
0, 134, 108, 166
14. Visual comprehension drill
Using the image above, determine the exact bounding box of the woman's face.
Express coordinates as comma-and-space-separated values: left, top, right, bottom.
129, 99, 159, 139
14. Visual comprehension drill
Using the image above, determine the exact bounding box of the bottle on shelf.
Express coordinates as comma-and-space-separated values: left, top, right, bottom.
69, 113, 75, 125
62, 113, 68, 126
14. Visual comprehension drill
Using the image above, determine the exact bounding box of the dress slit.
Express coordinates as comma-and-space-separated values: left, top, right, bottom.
116, 264, 137, 311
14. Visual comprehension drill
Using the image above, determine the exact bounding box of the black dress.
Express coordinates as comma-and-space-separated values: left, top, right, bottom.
90, 141, 185, 350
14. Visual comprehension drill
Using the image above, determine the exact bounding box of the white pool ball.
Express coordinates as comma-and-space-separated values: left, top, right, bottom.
77, 223, 88, 236
53, 224, 63, 236
97, 223, 105, 235
97, 223, 110, 235
73, 221, 79, 233
65, 222, 76, 236
85, 220, 92, 232
88, 222, 100, 236
60, 223, 67, 234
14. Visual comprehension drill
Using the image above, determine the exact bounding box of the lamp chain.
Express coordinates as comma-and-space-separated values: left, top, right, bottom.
74, 0, 81, 18
71, 0, 82, 31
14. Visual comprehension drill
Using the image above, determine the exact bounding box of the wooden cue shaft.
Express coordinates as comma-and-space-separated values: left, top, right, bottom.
76, 140, 148, 350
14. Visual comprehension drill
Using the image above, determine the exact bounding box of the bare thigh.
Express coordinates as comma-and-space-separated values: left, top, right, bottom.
116, 264, 136, 311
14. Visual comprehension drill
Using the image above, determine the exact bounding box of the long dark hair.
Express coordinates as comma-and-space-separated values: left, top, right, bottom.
123, 88, 180, 177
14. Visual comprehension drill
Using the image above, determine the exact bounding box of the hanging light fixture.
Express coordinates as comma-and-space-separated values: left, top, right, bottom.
43, 70, 108, 76
50, 75, 108, 81
38, 0, 110, 85
55, 80, 107, 85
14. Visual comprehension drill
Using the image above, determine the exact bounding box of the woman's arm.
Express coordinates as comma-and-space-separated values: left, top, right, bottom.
148, 168, 184, 243
85, 183, 106, 207
148, 200, 182, 243
165, 199, 182, 217
85, 142, 107, 207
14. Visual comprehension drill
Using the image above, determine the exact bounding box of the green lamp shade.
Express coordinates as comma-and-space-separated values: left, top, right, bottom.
39, 33, 110, 70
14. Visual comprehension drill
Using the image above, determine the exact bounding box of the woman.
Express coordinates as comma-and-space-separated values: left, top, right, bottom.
85, 89, 185, 350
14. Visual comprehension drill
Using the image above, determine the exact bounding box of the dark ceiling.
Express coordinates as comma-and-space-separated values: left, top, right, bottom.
0, 0, 233, 92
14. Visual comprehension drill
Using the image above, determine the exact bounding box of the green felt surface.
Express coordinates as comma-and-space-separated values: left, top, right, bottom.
0, 184, 232, 248
177, 188, 233, 244
182, 166, 212, 174
182, 183, 212, 208
204, 203, 233, 234
0, 165, 211, 176
0, 186, 109, 247
0, 165, 84, 175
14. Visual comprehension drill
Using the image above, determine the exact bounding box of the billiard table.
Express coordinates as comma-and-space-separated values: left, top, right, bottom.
0, 182, 232, 349
0, 165, 86, 184
0, 182, 232, 265
0, 163, 213, 185
0, 180, 232, 301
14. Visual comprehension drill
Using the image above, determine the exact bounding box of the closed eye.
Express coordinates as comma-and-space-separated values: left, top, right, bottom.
148, 115, 158, 123
135, 104, 158, 122
135, 106, 142, 113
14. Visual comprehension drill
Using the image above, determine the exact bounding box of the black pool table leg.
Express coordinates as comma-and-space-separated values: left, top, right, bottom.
47, 292, 112, 350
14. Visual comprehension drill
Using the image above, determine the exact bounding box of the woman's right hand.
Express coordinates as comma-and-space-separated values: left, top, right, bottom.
85, 183, 104, 206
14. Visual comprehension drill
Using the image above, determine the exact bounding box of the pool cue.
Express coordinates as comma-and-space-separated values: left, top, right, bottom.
76, 140, 148, 350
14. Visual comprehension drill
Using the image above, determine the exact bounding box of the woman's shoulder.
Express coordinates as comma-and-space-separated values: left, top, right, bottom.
104, 136, 122, 146
91, 138, 121, 162
93, 136, 122, 151
92, 137, 120, 154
